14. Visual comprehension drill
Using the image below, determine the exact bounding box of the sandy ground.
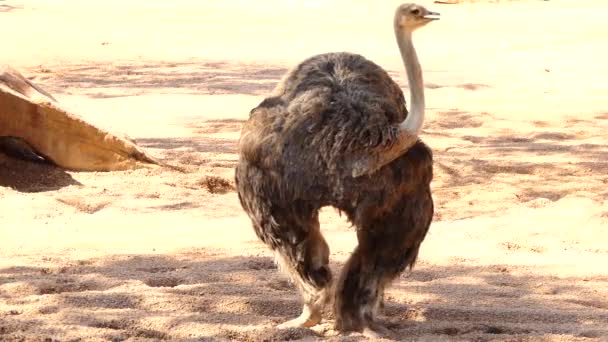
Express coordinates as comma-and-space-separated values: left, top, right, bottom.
1, 0, 608, 340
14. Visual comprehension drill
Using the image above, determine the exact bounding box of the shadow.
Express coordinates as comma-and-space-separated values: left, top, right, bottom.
1, 253, 606, 340
26, 61, 289, 98
131, 119, 245, 170
386, 71, 491, 91
129, 107, 608, 222
426, 82, 491, 91
595, 112, 608, 120
530, 132, 577, 141
146, 201, 201, 211
26, 61, 492, 99
0, 2, 21, 13
388, 263, 608, 339
421, 107, 608, 220
434, 153, 608, 218
0, 152, 82, 192
190, 118, 245, 135
137, 136, 237, 154
426, 110, 485, 130
0, 252, 300, 341
135, 135, 239, 172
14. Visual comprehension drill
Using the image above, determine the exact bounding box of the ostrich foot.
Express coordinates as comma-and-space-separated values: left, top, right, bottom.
311, 321, 340, 336
277, 306, 322, 329
362, 322, 396, 340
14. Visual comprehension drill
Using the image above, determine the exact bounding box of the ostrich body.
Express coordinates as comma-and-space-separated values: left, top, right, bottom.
235, 3, 438, 335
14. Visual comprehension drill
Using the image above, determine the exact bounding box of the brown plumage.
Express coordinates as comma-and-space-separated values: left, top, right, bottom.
235, 3, 439, 336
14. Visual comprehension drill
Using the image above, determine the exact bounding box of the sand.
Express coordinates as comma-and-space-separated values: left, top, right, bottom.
1, 0, 608, 340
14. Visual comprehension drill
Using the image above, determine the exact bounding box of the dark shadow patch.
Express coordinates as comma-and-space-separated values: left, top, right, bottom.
565, 299, 608, 310
197, 175, 234, 194
62, 293, 141, 309
161, 151, 209, 167
531, 132, 577, 141
25, 61, 289, 98
0, 3, 21, 13
461, 135, 483, 144
456, 83, 491, 91
427, 110, 484, 130
208, 159, 237, 168
418, 83, 490, 91
458, 135, 605, 156
433, 118, 608, 221
147, 201, 200, 211
89, 319, 131, 330
244, 257, 277, 271
133, 328, 168, 340
565, 117, 591, 126
469, 159, 536, 175
35, 278, 102, 295
134, 136, 239, 171
404, 269, 438, 282
517, 188, 564, 202
425, 83, 443, 89
38, 306, 59, 315
0, 152, 82, 192
193, 119, 245, 135
135, 266, 180, 274
594, 112, 608, 120
435, 326, 459, 336
56, 196, 110, 214
266, 279, 293, 292
224, 327, 318, 342
482, 325, 507, 334
533, 120, 551, 127
137, 136, 237, 154
144, 277, 183, 288
246, 298, 300, 317
28, 61, 493, 99
86, 92, 139, 99
3, 254, 608, 340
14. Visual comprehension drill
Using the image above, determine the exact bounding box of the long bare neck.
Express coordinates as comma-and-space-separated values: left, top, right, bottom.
348, 27, 426, 178
395, 30, 425, 134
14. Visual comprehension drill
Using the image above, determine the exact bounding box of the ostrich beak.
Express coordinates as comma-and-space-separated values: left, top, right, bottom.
424, 11, 440, 20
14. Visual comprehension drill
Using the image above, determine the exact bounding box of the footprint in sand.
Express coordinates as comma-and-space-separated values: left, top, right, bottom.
56, 195, 111, 214
0, 277, 102, 297
62, 293, 140, 309
244, 258, 277, 271
144, 277, 184, 288
266, 279, 293, 291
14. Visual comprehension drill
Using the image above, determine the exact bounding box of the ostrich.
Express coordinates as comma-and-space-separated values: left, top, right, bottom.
235, 3, 439, 336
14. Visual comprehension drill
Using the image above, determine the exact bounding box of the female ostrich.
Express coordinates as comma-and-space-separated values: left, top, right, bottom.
235, 3, 439, 336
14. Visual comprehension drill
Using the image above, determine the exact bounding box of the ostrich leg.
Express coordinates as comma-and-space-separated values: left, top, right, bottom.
335, 185, 433, 336
274, 215, 332, 328
242, 198, 333, 328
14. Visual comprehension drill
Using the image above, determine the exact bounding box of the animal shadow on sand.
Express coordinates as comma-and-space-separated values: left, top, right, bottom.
1, 252, 606, 341
27, 62, 490, 100
25, 61, 289, 98
0, 153, 81, 192
136, 135, 238, 170
425, 110, 608, 220
139, 109, 608, 222
386, 70, 491, 92
0, 1, 21, 13
135, 119, 245, 170
137, 136, 237, 155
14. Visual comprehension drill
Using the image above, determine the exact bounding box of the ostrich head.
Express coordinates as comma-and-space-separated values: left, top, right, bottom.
394, 3, 440, 32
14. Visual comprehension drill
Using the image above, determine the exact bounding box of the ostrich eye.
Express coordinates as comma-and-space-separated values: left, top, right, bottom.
411, 8, 421, 16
